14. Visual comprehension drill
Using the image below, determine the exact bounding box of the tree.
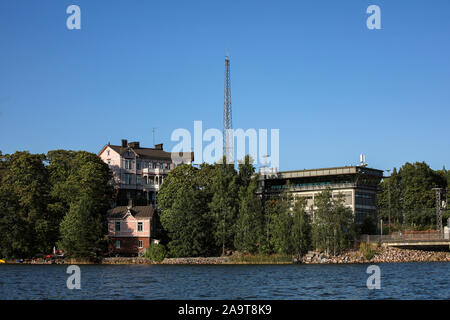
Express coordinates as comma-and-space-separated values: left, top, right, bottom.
311, 190, 354, 255
158, 164, 215, 257
47, 150, 113, 240
234, 177, 264, 254
208, 157, 239, 254
58, 195, 103, 257
268, 192, 293, 254
291, 197, 311, 257
0, 152, 51, 258
378, 162, 447, 229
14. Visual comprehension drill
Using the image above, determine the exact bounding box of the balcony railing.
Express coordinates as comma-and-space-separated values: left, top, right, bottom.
142, 168, 169, 175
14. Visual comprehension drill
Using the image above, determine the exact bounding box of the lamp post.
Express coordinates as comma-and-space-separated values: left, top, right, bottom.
386, 169, 391, 234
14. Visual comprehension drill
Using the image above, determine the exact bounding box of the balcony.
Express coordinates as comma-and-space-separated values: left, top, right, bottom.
142, 167, 169, 175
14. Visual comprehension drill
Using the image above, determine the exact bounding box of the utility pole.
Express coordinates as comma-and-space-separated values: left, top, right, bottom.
432, 188, 444, 234
386, 169, 391, 234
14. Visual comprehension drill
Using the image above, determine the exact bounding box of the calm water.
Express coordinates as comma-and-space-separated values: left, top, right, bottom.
0, 263, 449, 300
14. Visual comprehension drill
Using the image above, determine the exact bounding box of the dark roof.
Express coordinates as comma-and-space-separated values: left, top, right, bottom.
109, 145, 172, 160
107, 205, 154, 219
108, 145, 194, 162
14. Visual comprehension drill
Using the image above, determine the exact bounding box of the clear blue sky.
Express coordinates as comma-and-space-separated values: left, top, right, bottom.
1, 0, 449, 172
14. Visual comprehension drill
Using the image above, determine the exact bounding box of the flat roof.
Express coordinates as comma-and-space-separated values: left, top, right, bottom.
266, 166, 383, 180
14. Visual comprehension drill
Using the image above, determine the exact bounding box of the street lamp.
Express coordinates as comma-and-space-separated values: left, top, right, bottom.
386, 169, 391, 234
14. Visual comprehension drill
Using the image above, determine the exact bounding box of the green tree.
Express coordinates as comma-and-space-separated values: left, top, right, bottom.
311, 190, 354, 255
378, 162, 447, 229
234, 177, 264, 254
208, 158, 239, 254
47, 150, 113, 241
58, 195, 103, 257
268, 192, 293, 254
0, 152, 51, 258
158, 164, 215, 257
291, 197, 311, 257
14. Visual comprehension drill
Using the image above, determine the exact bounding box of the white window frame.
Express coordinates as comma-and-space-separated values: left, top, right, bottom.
137, 222, 143, 232
138, 240, 143, 248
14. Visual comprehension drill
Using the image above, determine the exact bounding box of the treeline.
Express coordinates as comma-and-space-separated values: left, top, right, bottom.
0, 150, 112, 259
157, 156, 356, 258
378, 161, 449, 231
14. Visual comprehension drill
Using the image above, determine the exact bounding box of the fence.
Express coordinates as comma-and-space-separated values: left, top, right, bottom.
360, 232, 446, 243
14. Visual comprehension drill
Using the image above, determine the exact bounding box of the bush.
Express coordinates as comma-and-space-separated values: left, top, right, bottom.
145, 243, 167, 262
359, 242, 377, 261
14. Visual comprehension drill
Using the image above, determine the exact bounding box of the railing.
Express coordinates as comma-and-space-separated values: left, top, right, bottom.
360, 233, 447, 243
142, 168, 169, 175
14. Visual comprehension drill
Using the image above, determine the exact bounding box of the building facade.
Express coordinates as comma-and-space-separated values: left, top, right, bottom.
258, 166, 384, 224
98, 139, 193, 206
99, 139, 193, 255
107, 205, 154, 256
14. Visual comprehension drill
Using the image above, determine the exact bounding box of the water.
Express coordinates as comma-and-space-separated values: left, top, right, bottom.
0, 262, 449, 299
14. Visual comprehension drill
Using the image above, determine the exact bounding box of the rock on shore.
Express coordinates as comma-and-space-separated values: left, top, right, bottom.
301, 247, 450, 264
161, 257, 230, 264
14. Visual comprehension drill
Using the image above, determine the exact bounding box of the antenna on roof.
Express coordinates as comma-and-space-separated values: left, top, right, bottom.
360, 153, 367, 167
152, 127, 158, 147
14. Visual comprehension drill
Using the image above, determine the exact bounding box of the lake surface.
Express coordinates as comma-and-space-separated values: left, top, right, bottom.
0, 262, 449, 300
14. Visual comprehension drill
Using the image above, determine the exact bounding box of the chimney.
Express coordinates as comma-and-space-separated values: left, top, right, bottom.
128, 199, 134, 208
154, 143, 163, 150
128, 141, 140, 149
121, 139, 128, 148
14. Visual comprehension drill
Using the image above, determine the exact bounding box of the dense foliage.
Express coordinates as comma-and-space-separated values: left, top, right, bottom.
0, 150, 112, 258
378, 162, 449, 230
145, 243, 167, 262
158, 156, 356, 258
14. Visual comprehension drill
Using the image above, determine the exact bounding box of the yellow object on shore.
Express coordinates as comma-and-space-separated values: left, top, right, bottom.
0, 259, 5, 264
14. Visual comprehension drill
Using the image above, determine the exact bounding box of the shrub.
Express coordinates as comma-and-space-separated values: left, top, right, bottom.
145, 243, 167, 262
359, 242, 377, 261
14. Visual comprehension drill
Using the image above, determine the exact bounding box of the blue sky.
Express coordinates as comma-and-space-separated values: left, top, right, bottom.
0, 0, 449, 172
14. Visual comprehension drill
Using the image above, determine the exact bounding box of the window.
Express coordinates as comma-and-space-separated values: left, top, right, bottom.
136, 175, 142, 185
123, 174, 133, 185
152, 162, 157, 169
144, 161, 149, 169
107, 160, 111, 166
160, 163, 163, 169
138, 240, 143, 248
115, 221, 121, 232
107, 150, 110, 156
116, 240, 120, 249
124, 159, 133, 169
138, 222, 143, 232
137, 161, 141, 170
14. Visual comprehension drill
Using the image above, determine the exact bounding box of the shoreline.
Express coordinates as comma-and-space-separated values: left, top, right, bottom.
3, 247, 450, 265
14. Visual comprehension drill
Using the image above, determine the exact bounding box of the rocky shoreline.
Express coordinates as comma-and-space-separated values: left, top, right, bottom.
301, 247, 450, 264
4, 247, 450, 265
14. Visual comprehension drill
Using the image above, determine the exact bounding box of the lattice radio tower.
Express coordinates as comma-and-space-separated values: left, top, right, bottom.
223, 53, 233, 163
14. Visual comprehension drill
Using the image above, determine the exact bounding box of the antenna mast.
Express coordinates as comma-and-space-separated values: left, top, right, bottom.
223, 52, 233, 162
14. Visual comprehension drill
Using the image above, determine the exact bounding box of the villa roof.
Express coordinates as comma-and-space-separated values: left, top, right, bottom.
109, 145, 172, 160
107, 205, 154, 219
101, 144, 194, 162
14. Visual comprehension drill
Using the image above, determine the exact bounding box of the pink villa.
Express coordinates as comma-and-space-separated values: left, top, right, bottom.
107, 205, 154, 255
98, 139, 193, 255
